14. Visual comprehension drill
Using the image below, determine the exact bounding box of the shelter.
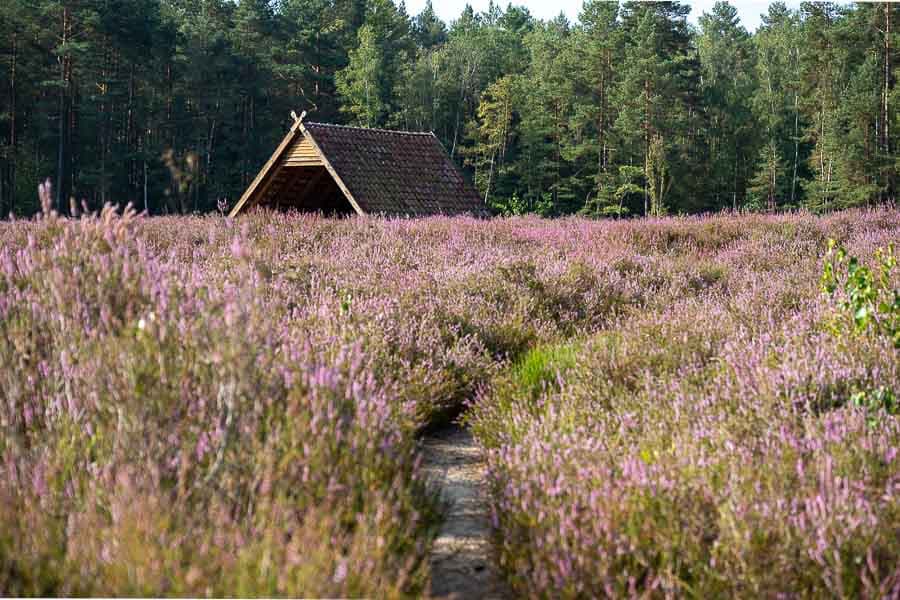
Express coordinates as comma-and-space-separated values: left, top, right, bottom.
228, 116, 488, 218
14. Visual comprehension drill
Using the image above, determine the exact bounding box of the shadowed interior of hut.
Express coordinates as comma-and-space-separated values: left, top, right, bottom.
264, 166, 355, 216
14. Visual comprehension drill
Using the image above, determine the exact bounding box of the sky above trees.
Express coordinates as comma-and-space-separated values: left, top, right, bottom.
406, 0, 822, 31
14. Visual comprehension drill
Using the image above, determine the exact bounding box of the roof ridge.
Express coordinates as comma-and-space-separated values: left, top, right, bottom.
304, 121, 436, 136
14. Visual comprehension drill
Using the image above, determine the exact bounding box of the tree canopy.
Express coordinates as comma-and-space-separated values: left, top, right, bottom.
0, 0, 896, 216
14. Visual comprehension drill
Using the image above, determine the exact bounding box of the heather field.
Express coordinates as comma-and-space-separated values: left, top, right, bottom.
0, 206, 898, 597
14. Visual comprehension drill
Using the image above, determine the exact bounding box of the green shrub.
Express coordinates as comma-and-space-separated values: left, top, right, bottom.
822, 239, 899, 348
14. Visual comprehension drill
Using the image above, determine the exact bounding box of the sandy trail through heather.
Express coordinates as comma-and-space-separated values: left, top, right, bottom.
422, 424, 511, 600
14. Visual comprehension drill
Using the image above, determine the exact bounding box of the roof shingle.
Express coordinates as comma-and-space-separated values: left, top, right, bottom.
303, 122, 488, 217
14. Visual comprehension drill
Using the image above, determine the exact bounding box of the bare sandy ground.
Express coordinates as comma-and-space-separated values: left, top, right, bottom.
422, 425, 511, 600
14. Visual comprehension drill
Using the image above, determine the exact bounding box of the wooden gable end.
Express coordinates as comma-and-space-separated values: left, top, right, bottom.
284, 136, 323, 167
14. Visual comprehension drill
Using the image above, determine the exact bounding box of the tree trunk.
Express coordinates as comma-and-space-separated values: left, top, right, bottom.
451, 59, 477, 161
100, 37, 111, 206
733, 136, 738, 211
206, 116, 217, 211
6, 29, 17, 216
555, 101, 562, 206
484, 149, 495, 204
56, 6, 71, 213
143, 160, 148, 214
431, 56, 439, 132
248, 93, 256, 186
883, 3, 893, 201
883, 3, 891, 157
596, 51, 610, 189
314, 31, 321, 99
791, 92, 799, 206
643, 78, 651, 216
451, 102, 461, 160
165, 61, 173, 146
241, 96, 248, 185
769, 145, 777, 212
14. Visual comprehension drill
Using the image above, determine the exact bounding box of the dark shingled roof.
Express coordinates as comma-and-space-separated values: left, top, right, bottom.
303, 122, 487, 217
228, 119, 489, 218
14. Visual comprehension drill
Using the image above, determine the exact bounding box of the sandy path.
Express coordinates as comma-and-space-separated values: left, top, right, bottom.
421, 425, 511, 600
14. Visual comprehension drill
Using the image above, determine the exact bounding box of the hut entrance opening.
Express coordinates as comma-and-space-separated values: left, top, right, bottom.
267, 165, 355, 216
254, 135, 355, 215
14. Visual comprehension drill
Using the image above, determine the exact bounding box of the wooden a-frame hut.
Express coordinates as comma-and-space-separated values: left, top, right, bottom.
228, 115, 488, 218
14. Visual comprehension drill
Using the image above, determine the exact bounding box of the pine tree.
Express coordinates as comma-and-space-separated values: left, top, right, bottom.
698, 1, 757, 210
833, 49, 882, 208
751, 2, 803, 209
800, 2, 848, 212
747, 141, 786, 211
516, 18, 578, 214
231, 0, 280, 190
615, 2, 697, 215
572, 0, 621, 207
279, 0, 344, 122
412, 0, 446, 49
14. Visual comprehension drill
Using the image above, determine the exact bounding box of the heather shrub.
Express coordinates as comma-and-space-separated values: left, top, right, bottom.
1, 204, 898, 596
476, 317, 899, 597
1, 205, 639, 595
470, 209, 900, 598
466, 340, 581, 448
0, 208, 436, 596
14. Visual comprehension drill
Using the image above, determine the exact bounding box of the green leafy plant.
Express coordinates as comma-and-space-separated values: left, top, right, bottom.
849, 387, 898, 426
489, 192, 528, 216
821, 239, 899, 348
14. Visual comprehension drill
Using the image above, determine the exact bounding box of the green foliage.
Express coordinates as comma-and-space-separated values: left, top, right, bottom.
850, 387, 897, 426
699, 1, 758, 210
0, 0, 897, 216
463, 74, 518, 204
581, 165, 642, 217
645, 133, 671, 217
489, 192, 527, 217
509, 342, 579, 401
466, 340, 580, 449
336, 25, 386, 127
821, 239, 899, 348
747, 141, 786, 211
